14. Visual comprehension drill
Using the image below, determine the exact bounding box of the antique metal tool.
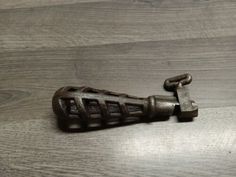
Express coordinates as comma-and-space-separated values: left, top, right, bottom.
52, 73, 198, 131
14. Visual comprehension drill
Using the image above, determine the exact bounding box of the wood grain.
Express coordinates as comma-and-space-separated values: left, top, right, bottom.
1, 0, 236, 51
0, 0, 236, 176
0, 0, 110, 10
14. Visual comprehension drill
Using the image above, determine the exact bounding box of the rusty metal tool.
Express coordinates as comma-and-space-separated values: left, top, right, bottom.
52, 73, 198, 131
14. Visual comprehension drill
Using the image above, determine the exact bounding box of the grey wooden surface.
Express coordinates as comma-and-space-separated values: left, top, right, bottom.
0, 0, 236, 176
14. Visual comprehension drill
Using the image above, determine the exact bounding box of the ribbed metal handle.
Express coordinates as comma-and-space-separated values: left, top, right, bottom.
52, 86, 150, 131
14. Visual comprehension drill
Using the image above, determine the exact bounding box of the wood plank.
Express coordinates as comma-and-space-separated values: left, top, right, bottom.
0, 0, 110, 10
0, 0, 236, 176
1, 0, 236, 51
0, 106, 235, 177
0, 36, 235, 117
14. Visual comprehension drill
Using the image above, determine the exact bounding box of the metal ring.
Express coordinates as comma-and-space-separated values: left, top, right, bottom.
164, 73, 192, 91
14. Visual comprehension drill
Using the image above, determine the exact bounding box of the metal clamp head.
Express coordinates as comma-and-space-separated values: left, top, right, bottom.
164, 73, 198, 120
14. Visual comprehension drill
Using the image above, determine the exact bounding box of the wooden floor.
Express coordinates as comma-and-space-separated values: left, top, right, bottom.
0, 0, 236, 176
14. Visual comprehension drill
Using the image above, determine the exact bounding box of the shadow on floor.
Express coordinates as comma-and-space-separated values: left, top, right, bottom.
56, 115, 193, 133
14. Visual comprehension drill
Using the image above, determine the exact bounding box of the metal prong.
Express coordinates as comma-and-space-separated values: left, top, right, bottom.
164, 73, 192, 91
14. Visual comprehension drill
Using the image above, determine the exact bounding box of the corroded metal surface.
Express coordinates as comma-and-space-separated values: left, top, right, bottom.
52, 73, 198, 131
